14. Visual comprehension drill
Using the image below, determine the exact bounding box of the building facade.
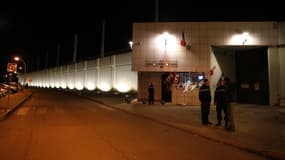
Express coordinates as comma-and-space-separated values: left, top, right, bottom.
132, 22, 285, 106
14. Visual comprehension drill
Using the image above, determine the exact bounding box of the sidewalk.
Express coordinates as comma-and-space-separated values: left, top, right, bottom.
0, 90, 33, 120
86, 94, 285, 160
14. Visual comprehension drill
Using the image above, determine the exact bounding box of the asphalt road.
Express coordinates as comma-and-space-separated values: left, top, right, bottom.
0, 89, 268, 160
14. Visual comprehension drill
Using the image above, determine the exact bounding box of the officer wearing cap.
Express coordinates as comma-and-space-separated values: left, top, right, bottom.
214, 78, 228, 126
199, 78, 212, 125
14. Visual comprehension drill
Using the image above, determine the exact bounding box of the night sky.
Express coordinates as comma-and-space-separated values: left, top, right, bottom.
0, 1, 284, 77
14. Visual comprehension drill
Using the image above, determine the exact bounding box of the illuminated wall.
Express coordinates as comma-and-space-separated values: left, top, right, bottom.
132, 22, 284, 105
21, 53, 137, 93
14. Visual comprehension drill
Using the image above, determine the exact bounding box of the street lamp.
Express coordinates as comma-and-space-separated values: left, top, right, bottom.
14, 56, 27, 86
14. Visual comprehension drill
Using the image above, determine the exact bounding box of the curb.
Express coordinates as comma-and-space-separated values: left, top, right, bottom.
0, 92, 33, 121
85, 96, 285, 160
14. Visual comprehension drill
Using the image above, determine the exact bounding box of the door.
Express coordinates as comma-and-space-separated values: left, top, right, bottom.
161, 73, 172, 102
235, 48, 269, 105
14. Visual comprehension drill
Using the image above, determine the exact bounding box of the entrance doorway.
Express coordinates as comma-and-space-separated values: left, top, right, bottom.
235, 48, 269, 105
213, 46, 269, 105
161, 73, 172, 102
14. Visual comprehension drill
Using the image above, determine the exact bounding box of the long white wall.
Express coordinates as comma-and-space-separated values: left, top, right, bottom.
21, 53, 137, 93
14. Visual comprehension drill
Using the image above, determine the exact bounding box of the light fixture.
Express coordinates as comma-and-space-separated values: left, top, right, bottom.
146, 60, 177, 68
162, 32, 169, 46
228, 31, 252, 45
14, 57, 20, 61
129, 41, 140, 49
242, 32, 249, 45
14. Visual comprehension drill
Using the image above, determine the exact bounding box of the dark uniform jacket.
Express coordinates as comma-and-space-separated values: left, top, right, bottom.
199, 85, 211, 103
148, 85, 154, 96
214, 85, 226, 104
225, 83, 234, 103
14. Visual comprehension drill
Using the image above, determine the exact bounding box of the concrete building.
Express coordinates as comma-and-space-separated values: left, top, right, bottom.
132, 22, 285, 106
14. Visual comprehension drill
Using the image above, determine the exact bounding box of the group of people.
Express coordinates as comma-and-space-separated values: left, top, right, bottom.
147, 78, 235, 131
199, 77, 235, 131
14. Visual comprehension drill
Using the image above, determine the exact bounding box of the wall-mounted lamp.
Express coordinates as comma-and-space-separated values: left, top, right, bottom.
242, 32, 249, 46
242, 39, 247, 46
129, 41, 140, 49
229, 31, 252, 45
155, 32, 177, 52
162, 32, 170, 46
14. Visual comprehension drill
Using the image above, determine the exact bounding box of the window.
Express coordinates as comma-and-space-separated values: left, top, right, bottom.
178, 72, 205, 85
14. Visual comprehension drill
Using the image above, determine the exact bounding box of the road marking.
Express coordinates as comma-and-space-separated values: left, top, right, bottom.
16, 107, 30, 116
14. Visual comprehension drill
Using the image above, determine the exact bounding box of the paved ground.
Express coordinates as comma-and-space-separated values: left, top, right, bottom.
1, 89, 285, 159
84, 93, 285, 160
0, 89, 271, 160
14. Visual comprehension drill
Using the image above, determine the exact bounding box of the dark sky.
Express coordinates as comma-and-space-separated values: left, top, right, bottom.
0, 1, 284, 76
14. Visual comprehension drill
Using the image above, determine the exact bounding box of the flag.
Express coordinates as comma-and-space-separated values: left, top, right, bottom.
165, 72, 175, 84
180, 31, 186, 47
173, 74, 181, 84
210, 65, 216, 76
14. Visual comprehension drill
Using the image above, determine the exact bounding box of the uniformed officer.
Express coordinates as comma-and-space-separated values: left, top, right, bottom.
224, 77, 235, 131
148, 83, 154, 105
199, 78, 212, 125
214, 79, 228, 126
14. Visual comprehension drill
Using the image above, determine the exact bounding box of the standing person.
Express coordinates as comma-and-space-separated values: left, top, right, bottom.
214, 78, 228, 126
148, 83, 154, 105
199, 78, 212, 125
224, 77, 235, 131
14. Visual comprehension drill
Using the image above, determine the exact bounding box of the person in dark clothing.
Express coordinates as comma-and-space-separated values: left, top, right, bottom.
199, 79, 212, 125
148, 83, 154, 104
224, 77, 235, 131
214, 79, 228, 126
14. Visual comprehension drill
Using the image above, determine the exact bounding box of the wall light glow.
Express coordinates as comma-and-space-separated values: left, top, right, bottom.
60, 82, 67, 89
55, 83, 60, 88
43, 83, 47, 88
116, 83, 131, 93
68, 83, 74, 90
156, 32, 177, 52
85, 83, 96, 91
228, 32, 254, 45
98, 83, 111, 92
75, 83, 84, 90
